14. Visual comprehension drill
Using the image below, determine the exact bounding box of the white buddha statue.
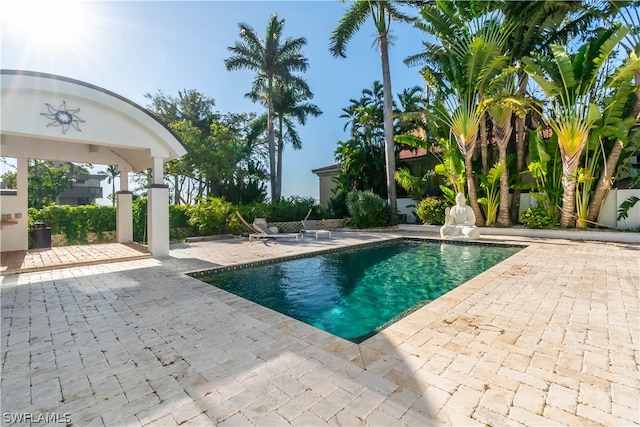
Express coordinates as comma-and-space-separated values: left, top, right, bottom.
440, 193, 480, 239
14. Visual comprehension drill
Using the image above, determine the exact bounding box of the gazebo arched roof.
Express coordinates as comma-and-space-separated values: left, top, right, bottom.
0, 70, 186, 172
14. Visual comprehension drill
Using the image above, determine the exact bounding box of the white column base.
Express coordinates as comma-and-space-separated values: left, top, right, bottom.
116, 191, 133, 243
147, 185, 170, 257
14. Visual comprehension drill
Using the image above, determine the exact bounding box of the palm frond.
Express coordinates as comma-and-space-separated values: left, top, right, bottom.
606, 50, 640, 88
329, 1, 371, 58
550, 44, 577, 106
522, 57, 561, 99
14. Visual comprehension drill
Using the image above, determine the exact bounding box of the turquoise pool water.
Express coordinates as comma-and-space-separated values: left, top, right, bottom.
199, 240, 521, 342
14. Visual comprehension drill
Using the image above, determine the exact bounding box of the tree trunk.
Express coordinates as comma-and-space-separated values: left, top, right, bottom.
480, 112, 488, 174
560, 175, 577, 228
379, 33, 398, 225
587, 139, 623, 225
267, 83, 278, 203
510, 115, 526, 223
559, 131, 588, 228
276, 118, 284, 202
510, 74, 529, 223
493, 112, 513, 227
465, 154, 485, 227
173, 173, 181, 205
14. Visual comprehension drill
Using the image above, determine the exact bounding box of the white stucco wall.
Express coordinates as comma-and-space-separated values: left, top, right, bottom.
1, 72, 185, 172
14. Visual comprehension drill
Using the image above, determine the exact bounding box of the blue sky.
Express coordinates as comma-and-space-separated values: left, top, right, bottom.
1, 0, 427, 202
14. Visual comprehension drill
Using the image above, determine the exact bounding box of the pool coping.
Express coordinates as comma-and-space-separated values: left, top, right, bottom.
185, 236, 528, 279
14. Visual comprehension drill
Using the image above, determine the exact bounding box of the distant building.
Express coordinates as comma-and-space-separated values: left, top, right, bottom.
312, 148, 439, 223
57, 173, 105, 205
312, 148, 439, 208
311, 164, 340, 209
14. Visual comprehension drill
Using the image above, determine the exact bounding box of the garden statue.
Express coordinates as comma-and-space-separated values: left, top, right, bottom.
440, 193, 480, 239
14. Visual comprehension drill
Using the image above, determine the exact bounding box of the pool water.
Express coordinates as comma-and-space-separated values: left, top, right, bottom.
199, 240, 521, 342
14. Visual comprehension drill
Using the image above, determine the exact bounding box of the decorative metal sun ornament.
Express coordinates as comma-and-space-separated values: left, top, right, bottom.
41, 101, 85, 134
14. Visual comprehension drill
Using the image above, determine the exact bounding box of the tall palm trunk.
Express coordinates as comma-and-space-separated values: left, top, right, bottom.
510, 75, 528, 223
480, 112, 489, 174
276, 117, 284, 202
587, 140, 623, 224
380, 32, 398, 224
267, 92, 278, 202
491, 112, 513, 227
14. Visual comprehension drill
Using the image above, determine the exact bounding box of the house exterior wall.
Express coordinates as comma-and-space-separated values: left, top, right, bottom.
58, 174, 104, 205
313, 168, 339, 209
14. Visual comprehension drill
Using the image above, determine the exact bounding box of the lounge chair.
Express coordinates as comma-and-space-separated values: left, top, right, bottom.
301, 219, 331, 239
250, 217, 303, 242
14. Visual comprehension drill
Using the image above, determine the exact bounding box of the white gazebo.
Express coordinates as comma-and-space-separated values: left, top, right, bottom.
0, 70, 186, 257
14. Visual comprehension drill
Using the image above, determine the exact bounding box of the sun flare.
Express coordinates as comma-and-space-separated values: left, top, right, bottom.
2, 0, 95, 50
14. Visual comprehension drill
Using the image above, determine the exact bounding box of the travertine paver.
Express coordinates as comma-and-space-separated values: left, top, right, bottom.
1, 231, 639, 426
1, 242, 150, 274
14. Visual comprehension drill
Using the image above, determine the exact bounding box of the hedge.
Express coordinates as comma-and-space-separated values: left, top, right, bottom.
27, 197, 325, 246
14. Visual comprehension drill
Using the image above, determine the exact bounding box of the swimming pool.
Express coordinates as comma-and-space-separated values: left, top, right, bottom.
196, 239, 521, 343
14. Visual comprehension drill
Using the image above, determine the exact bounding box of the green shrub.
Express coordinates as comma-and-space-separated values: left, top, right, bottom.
520, 206, 556, 229
132, 198, 148, 243
187, 197, 242, 235
169, 204, 191, 229
82, 205, 116, 235
26, 205, 117, 245
238, 197, 321, 224
327, 191, 348, 219
345, 190, 389, 228
266, 196, 319, 222
416, 196, 448, 225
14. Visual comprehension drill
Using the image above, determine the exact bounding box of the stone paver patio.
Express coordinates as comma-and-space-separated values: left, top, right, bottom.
1, 231, 638, 426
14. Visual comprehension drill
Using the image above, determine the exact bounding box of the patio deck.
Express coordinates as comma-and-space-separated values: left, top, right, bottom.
1, 242, 150, 275
1, 231, 638, 426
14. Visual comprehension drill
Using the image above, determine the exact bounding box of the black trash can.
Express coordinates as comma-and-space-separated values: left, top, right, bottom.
31, 222, 52, 249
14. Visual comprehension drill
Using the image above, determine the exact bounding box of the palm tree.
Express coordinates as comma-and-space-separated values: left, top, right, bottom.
225, 13, 309, 202
489, 0, 599, 223
330, 1, 416, 224
523, 26, 633, 227
274, 86, 321, 201
587, 2, 640, 223
99, 165, 119, 207
411, 8, 511, 226
250, 82, 322, 201
340, 81, 386, 151
482, 70, 531, 227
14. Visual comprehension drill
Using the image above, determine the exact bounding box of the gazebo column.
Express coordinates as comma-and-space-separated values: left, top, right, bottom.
1, 157, 29, 251
147, 156, 169, 257
116, 172, 132, 243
